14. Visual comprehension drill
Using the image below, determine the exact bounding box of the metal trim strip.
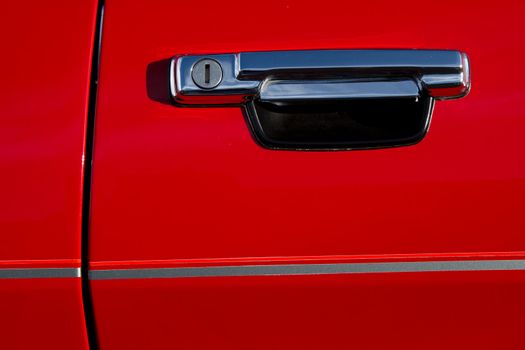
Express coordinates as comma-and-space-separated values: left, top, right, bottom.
0, 268, 81, 279
89, 259, 525, 280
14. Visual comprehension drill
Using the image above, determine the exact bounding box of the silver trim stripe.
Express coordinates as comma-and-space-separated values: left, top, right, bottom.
0, 268, 81, 279
89, 259, 525, 280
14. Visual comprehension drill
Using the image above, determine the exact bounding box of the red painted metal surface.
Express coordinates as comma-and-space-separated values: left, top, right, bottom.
90, 251, 525, 269
90, 0, 525, 262
0, 1, 97, 348
0, 278, 89, 350
92, 271, 525, 350
89, 0, 525, 348
0, 1, 96, 261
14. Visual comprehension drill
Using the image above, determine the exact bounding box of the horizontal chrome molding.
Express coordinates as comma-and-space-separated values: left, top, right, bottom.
0, 267, 81, 279
260, 79, 420, 102
238, 50, 464, 79
89, 259, 525, 280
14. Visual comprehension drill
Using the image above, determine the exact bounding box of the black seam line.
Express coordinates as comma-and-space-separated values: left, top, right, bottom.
81, 1, 104, 350
0, 268, 81, 279
88, 259, 525, 280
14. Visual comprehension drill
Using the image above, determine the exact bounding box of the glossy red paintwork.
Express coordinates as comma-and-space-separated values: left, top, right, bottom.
90, 0, 525, 262
89, 0, 525, 348
0, 1, 97, 349
0, 278, 89, 350
1, 1, 96, 261
92, 271, 525, 350
90, 0, 525, 349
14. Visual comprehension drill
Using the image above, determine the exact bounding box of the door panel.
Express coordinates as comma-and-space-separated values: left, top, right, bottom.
0, 278, 88, 350
89, 0, 525, 348
92, 272, 525, 350
0, 1, 97, 349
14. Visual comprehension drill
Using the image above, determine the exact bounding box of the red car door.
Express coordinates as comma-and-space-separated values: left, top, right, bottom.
88, 0, 525, 349
0, 1, 98, 349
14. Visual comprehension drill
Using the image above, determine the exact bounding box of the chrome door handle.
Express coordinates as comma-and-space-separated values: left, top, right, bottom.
171, 50, 470, 105
166, 49, 470, 150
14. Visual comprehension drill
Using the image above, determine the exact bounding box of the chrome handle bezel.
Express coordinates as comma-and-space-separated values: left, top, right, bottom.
170, 49, 470, 106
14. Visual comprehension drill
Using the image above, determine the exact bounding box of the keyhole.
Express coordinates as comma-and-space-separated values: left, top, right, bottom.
191, 58, 222, 89
204, 63, 210, 84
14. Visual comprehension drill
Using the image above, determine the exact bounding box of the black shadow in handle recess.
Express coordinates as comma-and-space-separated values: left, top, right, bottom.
244, 96, 434, 151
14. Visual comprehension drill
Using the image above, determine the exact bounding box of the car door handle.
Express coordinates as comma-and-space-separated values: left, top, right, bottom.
171, 50, 469, 104
167, 50, 470, 150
